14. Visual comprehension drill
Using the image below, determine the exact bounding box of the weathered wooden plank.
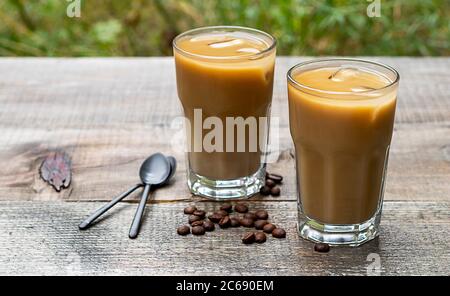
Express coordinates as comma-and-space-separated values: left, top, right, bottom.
0, 122, 448, 202
0, 58, 448, 202
0, 201, 448, 276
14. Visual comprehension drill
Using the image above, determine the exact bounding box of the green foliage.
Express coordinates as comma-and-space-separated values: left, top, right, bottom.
92, 20, 123, 44
0, 0, 448, 56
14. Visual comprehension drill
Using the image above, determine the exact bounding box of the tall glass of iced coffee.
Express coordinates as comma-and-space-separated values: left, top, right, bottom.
173, 26, 276, 199
287, 59, 399, 246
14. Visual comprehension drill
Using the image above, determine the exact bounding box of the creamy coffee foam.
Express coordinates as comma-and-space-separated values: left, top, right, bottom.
177, 31, 270, 58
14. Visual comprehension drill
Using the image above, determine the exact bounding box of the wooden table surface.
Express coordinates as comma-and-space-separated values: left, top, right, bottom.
0, 57, 448, 275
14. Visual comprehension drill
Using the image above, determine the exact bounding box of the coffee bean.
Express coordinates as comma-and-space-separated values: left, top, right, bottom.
188, 215, 203, 224
254, 220, 268, 230
218, 216, 231, 228
265, 179, 276, 188
270, 186, 281, 196
240, 218, 254, 228
177, 225, 190, 235
272, 228, 286, 238
208, 213, 223, 223
191, 225, 205, 235
259, 186, 271, 196
216, 210, 229, 217
220, 203, 233, 213
183, 206, 197, 214
193, 210, 206, 218
314, 243, 330, 253
242, 232, 255, 244
254, 232, 267, 243
230, 217, 241, 227
191, 220, 204, 227
263, 223, 276, 233
234, 204, 248, 213
255, 210, 269, 220
244, 212, 257, 221
203, 220, 215, 231
267, 173, 283, 183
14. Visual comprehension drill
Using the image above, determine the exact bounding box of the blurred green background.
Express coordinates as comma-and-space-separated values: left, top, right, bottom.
0, 0, 448, 57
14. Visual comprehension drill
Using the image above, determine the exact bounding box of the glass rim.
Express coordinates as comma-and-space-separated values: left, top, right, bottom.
287, 58, 400, 96
172, 26, 277, 61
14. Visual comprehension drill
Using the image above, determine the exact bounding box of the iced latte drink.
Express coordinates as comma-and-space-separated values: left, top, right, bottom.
173, 26, 276, 199
287, 59, 399, 246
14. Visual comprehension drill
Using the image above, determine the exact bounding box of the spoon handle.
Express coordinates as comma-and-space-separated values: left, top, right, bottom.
129, 183, 152, 239
78, 184, 142, 230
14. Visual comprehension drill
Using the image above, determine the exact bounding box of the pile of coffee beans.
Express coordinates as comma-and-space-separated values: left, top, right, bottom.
177, 171, 331, 253
260, 172, 283, 197
177, 203, 287, 245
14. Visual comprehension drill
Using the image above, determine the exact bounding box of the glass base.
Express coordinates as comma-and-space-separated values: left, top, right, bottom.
297, 206, 382, 247
187, 166, 265, 200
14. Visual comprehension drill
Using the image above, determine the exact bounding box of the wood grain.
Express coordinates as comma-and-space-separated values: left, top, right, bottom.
0, 57, 448, 202
0, 201, 448, 276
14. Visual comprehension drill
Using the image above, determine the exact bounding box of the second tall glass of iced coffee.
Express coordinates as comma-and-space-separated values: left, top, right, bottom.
288, 59, 400, 246
173, 26, 276, 199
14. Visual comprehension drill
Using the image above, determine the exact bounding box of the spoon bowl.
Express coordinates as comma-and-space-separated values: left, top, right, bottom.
139, 153, 171, 185
164, 156, 177, 185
